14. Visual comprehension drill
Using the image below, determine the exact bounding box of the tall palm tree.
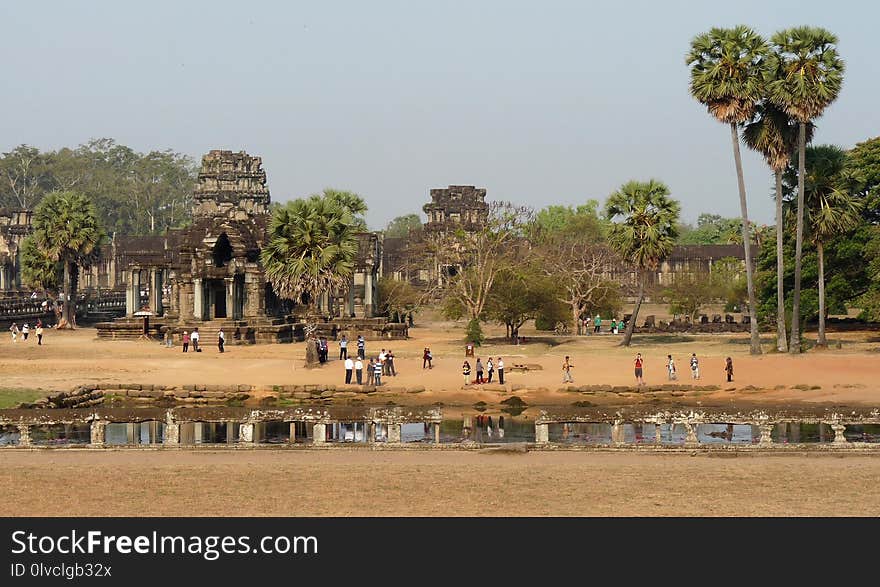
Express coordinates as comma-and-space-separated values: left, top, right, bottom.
766, 27, 845, 353
30, 191, 104, 328
783, 145, 860, 347
687, 25, 768, 355
742, 103, 814, 351
605, 180, 680, 347
260, 195, 357, 363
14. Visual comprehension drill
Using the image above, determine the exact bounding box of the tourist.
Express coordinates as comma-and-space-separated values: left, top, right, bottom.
475, 357, 484, 383
22, 323, 29, 341
191, 327, 200, 352
35, 322, 43, 345
373, 358, 383, 386
354, 357, 364, 384
486, 357, 494, 383
218, 328, 225, 353
386, 349, 396, 376
344, 356, 354, 384
497, 357, 505, 385
10, 322, 19, 343
690, 353, 700, 380
357, 335, 365, 359
321, 337, 328, 362
339, 335, 348, 360
164, 328, 173, 348
725, 357, 734, 382
611, 318, 618, 335
423, 347, 432, 369
462, 360, 471, 386
562, 355, 574, 383
315, 338, 323, 363
182, 330, 190, 353
594, 314, 602, 333
366, 358, 375, 386
379, 349, 387, 375
634, 353, 644, 387
667, 355, 677, 381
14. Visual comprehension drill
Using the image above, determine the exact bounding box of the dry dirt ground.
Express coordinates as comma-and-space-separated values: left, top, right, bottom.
1, 450, 878, 516
2, 315, 879, 517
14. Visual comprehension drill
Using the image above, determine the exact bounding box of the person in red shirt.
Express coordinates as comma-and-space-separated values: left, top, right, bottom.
634, 353, 645, 387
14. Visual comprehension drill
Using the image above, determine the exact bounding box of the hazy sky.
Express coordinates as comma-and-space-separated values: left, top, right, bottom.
2, 1, 877, 230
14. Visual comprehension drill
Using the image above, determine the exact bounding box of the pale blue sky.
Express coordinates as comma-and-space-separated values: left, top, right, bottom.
1, 1, 876, 229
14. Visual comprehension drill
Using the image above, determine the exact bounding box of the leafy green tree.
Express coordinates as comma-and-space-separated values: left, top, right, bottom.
530, 201, 606, 241
0, 145, 52, 209
28, 192, 104, 328
677, 214, 742, 245
384, 214, 423, 238
687, 25, 768, 355
376, 276, 422, 322
766, 26, 845, 353
465, 318, 484, 346
843, 137, 880, 223
605, 180, 680, 346
483, 264, 549, 341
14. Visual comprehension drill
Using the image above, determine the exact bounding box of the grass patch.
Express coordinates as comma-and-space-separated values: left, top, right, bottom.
0, 388, 44, 409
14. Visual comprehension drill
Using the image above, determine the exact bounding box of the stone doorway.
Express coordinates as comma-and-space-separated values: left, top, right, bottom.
206, 279, 227, 319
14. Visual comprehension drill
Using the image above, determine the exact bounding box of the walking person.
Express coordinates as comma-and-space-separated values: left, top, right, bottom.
725, 357, 734, 382
344, 356, 354, 384
634, 353, 645, 387
357, 335, 365, 359
339, 335, 348, 360
497, 357, 505, 385
354, 357, 363, 384
594, 314, 602, 333
366, 358, 375, 386
10, 322, 19, 343
423, 347, 432, 369
373, 358, 383, 386
218, 328, 225, 353
562, 355, 574, 383
690, 353, 700, 380
462, 360, 472, 386
666, 355, 677, 381
386, 349, 396, 376
475, 358, 484, 384
486, 357, 494, 383
379, 349, 387, 375
191, 327, 200, 352
36, 323, 44, 346
22, 323, 29, 341
182, 331, 190, 353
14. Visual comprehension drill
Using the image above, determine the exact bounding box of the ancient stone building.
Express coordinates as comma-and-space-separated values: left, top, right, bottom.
423, 185, 489, 233
0, 209, 32, 290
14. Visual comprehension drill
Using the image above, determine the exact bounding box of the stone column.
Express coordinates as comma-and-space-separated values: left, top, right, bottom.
193, 278, 203, 320
289, 422, 297, 443
387, 423, 402, 443
433, 422, 441, 444
654, 421, 663, 444
125, 270, 138, 316
535, 422, 549, 444
239, 422, 255, 443
759, 423, 774, 446
90, 420, 106, 446
0, 265, 6, 290
348, 280, 355, 317
611, 420, 625, 445
831, 423, 847, 444
149, 268, 161, 314
684, 421, 699, 445
312, 423, 326, 445
364, 272, 374, 317
225, 278, 234, 320
17, 424, 31, 447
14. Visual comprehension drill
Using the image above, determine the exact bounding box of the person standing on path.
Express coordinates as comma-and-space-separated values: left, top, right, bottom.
634, 353, 645, 387
182, 331, 190, 353
486, 357, 494, 383
666, 355, 677, 381
373, 358, 383, 386
35, 323, 44, 345
366, 358, 375, 386
10, 322, 18, 343
379, 349, 387, 376
218, 328, 225, 353
344, 357, 354, 384
191, 328, 200, 352
562, 355, 574, 383
725, 357, 734, 382
690, 353, 700, 380
357, 335, 365, 359
22, 323, 29, 341
386, 349, 396, 376
339, 335, 348, 360
354, 357, 363, 384
462, 360, 472, 386
475, 358, 484, 384
594, 314, 602, 333
423, 347, 432, 369
497, 357, 505, 385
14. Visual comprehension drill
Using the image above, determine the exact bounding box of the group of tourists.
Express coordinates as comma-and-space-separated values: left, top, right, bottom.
461, 357, 505, 386
9, 320, 45, 345
580, 315, 624, 335
560, 352, 735, 386
180, 328, 201, 353
343, 345, 396, 386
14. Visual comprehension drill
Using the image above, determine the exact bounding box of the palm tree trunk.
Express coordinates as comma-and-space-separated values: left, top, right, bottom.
620, 272, 644, 347
774, 169, 788, 352
817, 240, 827, 348
790, 122, 806, 354
61, 260, 74, 329
730, 123, 762, 355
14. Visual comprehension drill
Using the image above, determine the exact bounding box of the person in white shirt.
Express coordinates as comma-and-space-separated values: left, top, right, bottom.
22, 323, 30, 341
344, 357, 354, 384
218, 328, 225, 353
191, 328, 201, 352
497, 357, 505, 384
339, 335, 348, 360
354, 358, 364, 384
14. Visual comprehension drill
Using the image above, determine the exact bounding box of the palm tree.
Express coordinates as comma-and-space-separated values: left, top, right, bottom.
29, 191, 104, 328
766, 27, 845, 353
605, 180, 680, 347
742, 103, 814, 351
260, 195, 357, 364
687, 25, 768, 355
783, 145, 860, 347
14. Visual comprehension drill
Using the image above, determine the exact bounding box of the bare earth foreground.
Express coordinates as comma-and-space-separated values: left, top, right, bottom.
2, 450, 879, 516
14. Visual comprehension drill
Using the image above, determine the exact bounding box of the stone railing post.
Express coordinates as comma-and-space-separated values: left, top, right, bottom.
239, 422, 255, 444
831, 422, 847, 444
535, 422, 549, 444
18, 424, 31, 447
90, 420, 107, 447
654, 420, 664, 444
387, 423, 402, 444
312, 422, 326, 445
433, 422, 441, 444
759, 422, 774, 446
684, 420, 699, 446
